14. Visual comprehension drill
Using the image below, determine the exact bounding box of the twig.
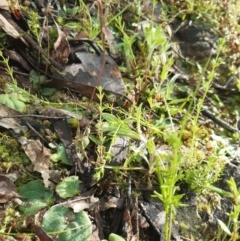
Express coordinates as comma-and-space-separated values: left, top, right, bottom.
202, 108, 238, 133
0, 115, 67, 119
25, 121, 49, 145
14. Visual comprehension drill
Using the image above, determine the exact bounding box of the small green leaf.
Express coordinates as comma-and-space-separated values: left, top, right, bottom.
56, 176, 80, 199
101, 113, 141, 139
76, 136, 90, 151
58, 9, 66, 18
66, 6, 79, 16
89, 134, 102, 145
65, 22, 80, 30
42, 206, 92, 241
102, 113, 120, 123
19, 181, 54, 216
50, 144, 71, 164
29, 70, 45, 90
109, 233, 126, 241
50, 153, 60, 162
41, 87, 56, 96
49, 142, 58, 148
168, 98, 187, 105
147, 139, 155, 155
57, 144, 71, 165
106, 126, 140, 139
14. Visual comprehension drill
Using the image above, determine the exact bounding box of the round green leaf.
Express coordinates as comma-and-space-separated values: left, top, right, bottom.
43, 206, 70, 233
56, 176, 80, 199
42, 206, 92, 241
19, 181, 54, 216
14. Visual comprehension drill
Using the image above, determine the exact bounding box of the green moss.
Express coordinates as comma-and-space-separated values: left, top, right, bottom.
68, 118, 79, 129
0, 133, 30, 169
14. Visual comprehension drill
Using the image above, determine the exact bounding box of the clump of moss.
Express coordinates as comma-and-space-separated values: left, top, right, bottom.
0, 133, 30, 170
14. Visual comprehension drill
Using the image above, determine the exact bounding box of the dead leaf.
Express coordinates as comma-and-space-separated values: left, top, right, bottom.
99, 194, 126, 212
110, 137, 129, 165
0, 0, 9, 11
52, 19, 70, 66
0, 175, 22, 204
139, 202, 163, 236
89, 224, 101, 241
102, 26, 120, 59
18, 137, 51, 187
99, 197, 118, 211
35, 0, 45, 9
75, 52, 124, 94
124, 205, 133, 241
0, 13, 20, 38
139, 214, 149, 228
65, 196, 99, 213
10, 0, 23, 20
73, 31, 89, 40
0, 104, 27, 133
3, 50, 31, 71
47, 53, 125, 98
140, 201, 183, 241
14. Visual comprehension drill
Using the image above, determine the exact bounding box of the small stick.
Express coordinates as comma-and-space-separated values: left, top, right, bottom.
0, 115, 67, 119
25, 121, 49, 145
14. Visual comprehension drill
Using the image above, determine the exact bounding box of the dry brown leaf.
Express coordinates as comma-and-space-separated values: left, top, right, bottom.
9, 0, 23, 20
0, 175, 22, 204
3, 50, 31, 71
99, 197, 118, 211
0, 0, 9, 10
52, 19, 70, 66
102, 26, 120, 59
65, 196, 99, 213
35, 0, 45, 8
46, 52, 125, 98
89, 224, 101, 241
0, 104, 27, 133
139, 214, 149, 228
124, 206, 133, 241
0, 14, 20, 38
18, 137, 51, 187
